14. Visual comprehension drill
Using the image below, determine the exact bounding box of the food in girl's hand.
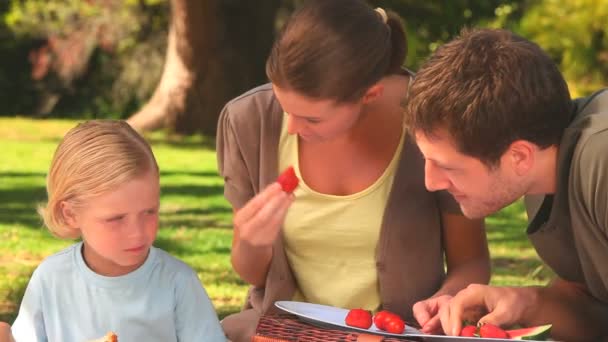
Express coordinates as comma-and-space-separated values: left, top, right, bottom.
277, 166, 299, 193
345, 308, 373, 329
458, 323, 552, 340
87, 332, 118, 342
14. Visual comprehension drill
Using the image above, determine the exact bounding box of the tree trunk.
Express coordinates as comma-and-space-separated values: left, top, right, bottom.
128, 0, 280, 135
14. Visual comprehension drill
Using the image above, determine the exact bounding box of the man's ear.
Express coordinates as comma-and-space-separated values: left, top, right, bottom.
362, 83, 384, 104
507, 140, 536, 176
60, 201, 79, 229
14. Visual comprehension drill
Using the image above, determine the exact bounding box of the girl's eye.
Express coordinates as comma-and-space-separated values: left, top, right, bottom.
306, 118, 320, 124
106, 215, 124, 222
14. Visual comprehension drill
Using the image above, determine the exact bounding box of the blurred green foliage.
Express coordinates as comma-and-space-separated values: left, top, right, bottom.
0, 0, 606, 119
1, 0, 169, 119
518, 0, 608, 95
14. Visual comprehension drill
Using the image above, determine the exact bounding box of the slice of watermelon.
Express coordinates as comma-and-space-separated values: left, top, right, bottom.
507, 324, 552, 340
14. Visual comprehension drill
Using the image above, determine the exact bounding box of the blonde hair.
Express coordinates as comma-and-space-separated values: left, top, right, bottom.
39, 120, 159, 239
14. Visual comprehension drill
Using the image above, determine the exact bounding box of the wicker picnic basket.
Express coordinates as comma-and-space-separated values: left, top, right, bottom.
252, 314, 418, 342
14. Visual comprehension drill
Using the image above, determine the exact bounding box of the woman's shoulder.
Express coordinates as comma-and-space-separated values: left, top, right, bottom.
221, 83, 280, 121
217, 83, 284, 145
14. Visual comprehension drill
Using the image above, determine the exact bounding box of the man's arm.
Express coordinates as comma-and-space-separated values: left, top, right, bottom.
528, 278, 608, 341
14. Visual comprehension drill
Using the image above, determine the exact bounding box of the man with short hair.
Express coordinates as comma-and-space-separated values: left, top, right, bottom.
405, 28, 608, 341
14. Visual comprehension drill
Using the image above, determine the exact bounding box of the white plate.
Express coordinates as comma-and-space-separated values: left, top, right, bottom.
274, 300, 421, 337
274, 301, 550, 341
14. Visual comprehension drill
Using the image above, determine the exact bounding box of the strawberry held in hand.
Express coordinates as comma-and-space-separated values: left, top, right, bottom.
345, 308, 373, 329
277, 166, 299, 193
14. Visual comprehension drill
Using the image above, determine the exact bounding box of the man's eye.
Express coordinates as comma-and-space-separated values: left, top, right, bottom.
146, 209, 158, 215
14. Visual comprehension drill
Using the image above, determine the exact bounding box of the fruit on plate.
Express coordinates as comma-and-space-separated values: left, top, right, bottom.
345, 308, 373, 329
460, 325, 478, 337
277, 166, 299, 193
457, 322, 552, 340
507, 324, 552, 340
372, 310, 406, 334
384, 318, 405, 334
479, 323, 509, 338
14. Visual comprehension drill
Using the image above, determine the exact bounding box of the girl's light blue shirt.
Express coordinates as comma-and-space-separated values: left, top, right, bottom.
11, 242, 226, 341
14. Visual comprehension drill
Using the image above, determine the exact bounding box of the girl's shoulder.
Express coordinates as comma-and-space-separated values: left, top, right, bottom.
149, 247, 199, 281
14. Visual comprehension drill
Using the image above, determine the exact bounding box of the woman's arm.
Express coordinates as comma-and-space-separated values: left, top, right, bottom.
230, 183, 294, 287
413, 212, 490, 333
437, 212, 491, 295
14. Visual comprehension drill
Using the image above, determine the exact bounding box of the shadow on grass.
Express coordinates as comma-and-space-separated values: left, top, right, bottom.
161, 184, 225, 198
0, 172, 230, 229
0, 268, 33, 325
160, 170, 220, 178
145, 134, 216, 150
161, 207, 232, 230
0, 184, 46, 228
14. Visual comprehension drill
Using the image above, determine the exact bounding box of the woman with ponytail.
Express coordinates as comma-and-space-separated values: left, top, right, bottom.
217, 1, 490, 340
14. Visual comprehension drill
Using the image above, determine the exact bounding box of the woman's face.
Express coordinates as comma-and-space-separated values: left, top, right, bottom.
273, 85, 364, 143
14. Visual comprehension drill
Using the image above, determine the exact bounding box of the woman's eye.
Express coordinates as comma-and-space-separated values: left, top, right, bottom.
306, 118, 320, 124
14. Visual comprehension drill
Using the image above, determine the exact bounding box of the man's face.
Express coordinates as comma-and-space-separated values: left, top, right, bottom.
415, 130, 526, 218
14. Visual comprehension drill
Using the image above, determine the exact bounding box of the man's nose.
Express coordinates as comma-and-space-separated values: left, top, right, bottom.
424, 161, 451, 191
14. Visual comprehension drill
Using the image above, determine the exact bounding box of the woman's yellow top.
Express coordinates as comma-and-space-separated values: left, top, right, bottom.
279, 113, 404, 310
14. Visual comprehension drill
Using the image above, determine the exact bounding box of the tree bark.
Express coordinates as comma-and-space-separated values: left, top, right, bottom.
128, 0, 280, 135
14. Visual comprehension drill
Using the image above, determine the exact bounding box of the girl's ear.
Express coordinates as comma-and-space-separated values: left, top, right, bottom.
60, 201, 79, 229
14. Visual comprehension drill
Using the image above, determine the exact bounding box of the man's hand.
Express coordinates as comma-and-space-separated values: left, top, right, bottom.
438, 284, 539, 336
413, 294, 453, 334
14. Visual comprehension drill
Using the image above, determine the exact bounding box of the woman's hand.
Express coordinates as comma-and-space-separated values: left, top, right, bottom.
413, 294, 453, 334
234, 182, 295, 248
230, 182, 295, 286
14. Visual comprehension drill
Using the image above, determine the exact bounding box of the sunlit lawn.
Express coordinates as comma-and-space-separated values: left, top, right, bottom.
0, 117, 553, 324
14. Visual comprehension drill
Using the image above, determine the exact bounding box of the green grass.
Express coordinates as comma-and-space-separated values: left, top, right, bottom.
0, 117, 552, 324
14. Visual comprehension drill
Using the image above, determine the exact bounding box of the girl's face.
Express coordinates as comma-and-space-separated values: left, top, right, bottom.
272, 85, 365, 143
63, 169, 160, 276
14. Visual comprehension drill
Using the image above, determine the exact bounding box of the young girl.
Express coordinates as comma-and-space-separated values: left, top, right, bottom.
9, 120, 226, 341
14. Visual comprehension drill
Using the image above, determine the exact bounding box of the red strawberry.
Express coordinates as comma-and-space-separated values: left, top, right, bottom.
373, 310, 391, 330
384, 318, 405, 334
479, 323, 508, 338
277, 166, 299, 193
345, 308, 373, 329
460, 325, 478, 337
